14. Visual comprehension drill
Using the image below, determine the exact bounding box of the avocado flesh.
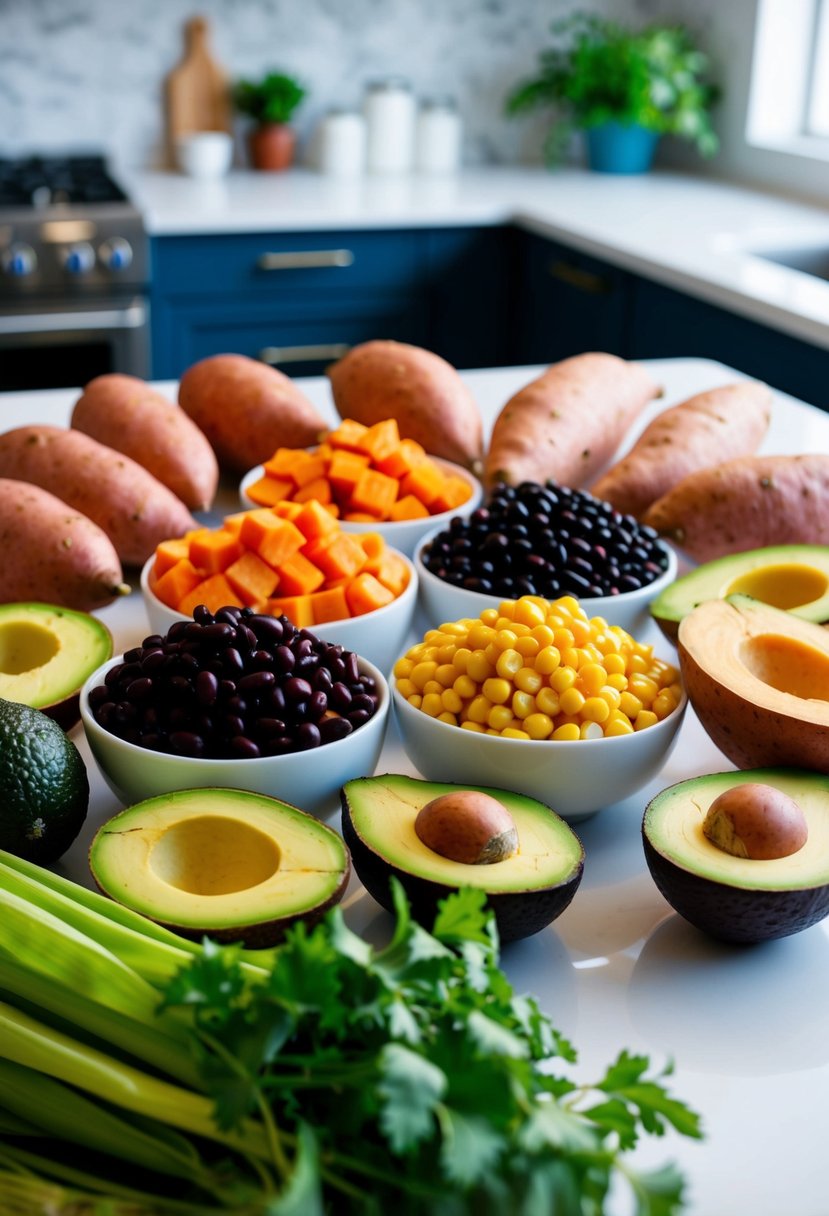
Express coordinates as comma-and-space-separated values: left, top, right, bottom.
0, 603, 112, 728
90, 789, 350, 943
342, 775, 584, 942
643, 769, 829, 943
651, 545, 829, 641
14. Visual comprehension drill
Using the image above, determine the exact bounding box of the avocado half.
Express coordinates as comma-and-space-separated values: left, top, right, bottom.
341, 774, 584, 943
643, 769, 829, 943
678, 594, 829, 772
89, 788, 351, 948
0, 602, 112, 730
651, 544, 829, 643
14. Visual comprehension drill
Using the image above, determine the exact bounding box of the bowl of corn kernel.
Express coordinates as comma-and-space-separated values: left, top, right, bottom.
391, 593, 686, 822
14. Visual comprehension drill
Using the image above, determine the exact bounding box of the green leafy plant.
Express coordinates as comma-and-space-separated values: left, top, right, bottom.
234, 71, 307, 126
506, 11, 720, 165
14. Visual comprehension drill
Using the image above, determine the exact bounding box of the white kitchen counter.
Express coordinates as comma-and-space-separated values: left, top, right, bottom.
2, 357, 829, 1216
124, 164, 829, 352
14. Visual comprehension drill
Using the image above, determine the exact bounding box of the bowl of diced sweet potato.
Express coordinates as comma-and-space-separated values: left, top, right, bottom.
141, 497, 417, 675
239, 417, 483, 557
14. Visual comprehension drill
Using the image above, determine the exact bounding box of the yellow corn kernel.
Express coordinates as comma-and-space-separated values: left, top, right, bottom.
460, 720, 485, 732
422, 680, 444, 696
581, 696, 610, 724
396, 678, 418, 699
511, 690, 535, 719
634, 709, 659, 731
410, 661, 438, 690
668, 681, 683, 701
524, 712, 554, 740
501, 727, 531, 740
619, 691, 643, 719
534, 645, 561, 675
441, 688, 463, 714
550, 666, 577, 693
467, 650, 494, 683
393, 657, 414, 679
467, 623, 496, 650
514, 666, 543, 695
535, 686, 561, 717
480, 607, 501, 626
488, 704, 514, 731
513, 598, 547, 629
436, 643, 457, 663
435, 663, 456, 687
598, 685, 622, 710
466, 694, 493, 724
552, 722, 581, 741
420, 692, 444, 717
531, 624, 556, 648
561, 646, 580, 670
553, 628, 575, 652
515, 635, 540, 658
604, 714, 634, 737
604, 652, 627, 675
495, 648, 524, 679
453, 673, 477, 699
559, 686, 585, 716
580, 642, 604, 666
628, 653, 649, 674
437, 711, 458, 725
652, 692, 677, 720
452, 646, 472, 673
493, 602, 515, 621
629, 675, 660, 704
570, 618, 592, 646
484, 642, 500, 667
580, 721, 604, 740
589, 615, 609, 633
556, 595, 584, 619
439, 621, 468, 636
494, 629, 519, 651
606, 672, 628, 691
406, 694, 423, 709
578, 662, 608, 696
483, 677, 512, 705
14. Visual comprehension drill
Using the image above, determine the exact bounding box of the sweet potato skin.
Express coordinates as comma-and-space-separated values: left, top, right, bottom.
327, 340, 483, 469
178, 354, 327, 474
0, 479, 128, 611
71, 373, 220, 511
0, 426, 197, 567
591, 381, 773, 518
644, 453, 829, 562
484, 352, 659, 489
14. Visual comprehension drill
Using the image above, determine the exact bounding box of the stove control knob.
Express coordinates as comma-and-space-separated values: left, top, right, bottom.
2, 243, 37, 277
98, 236, 134, 272
61, 242, 96, 274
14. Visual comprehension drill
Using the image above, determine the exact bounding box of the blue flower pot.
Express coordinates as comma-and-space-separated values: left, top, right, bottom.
585, 123, 660, 174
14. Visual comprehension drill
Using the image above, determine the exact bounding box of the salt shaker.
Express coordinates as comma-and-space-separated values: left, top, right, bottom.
364, 78, 416, 174
318, 107, 366, 177
415, 97, 462, 174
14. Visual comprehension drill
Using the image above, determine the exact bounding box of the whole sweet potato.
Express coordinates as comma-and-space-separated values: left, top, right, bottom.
71, 373, 219, 511
178, 354, 328, 474
591, 380, 772, 518
0, 479, 128, 610
484, 352, 659, 489
644, 453, 829, 562
0, 426, 197, 567
327, 340, 483, 469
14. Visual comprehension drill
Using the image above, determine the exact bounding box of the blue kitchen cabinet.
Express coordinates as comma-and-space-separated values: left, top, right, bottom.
150, 226, 514, 379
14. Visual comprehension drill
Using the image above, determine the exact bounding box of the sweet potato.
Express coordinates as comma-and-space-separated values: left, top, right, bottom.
71, 373, 220, 511
0, 426, 197, 567
484, 352, 660, 489
643, 453, 829, 562
591, 381, 772, 518
327, 340, 483, 469
0, 480, 128, 610
178, 354, 327, 474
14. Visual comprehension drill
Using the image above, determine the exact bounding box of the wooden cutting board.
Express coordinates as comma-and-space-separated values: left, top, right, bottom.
165, 15, 232, 166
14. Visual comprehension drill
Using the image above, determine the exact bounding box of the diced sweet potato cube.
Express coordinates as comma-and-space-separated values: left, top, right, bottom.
327, 449, 371, 498
307, 532, 367, 582
327, 418, 369, 452
371, 551, 410, 597
399, 462, 446, 508
266, 595, 315, 628
431, 474, 472, 514
349, 468, 399, 520
225, 551, 280, 606
245, 474, 294, 507
343, 512, 380, 522
240, 511, 305, 569
273, 500, 304, 521
264, 447, 303, 481
178, 573, 243, 617
389, 494, 429, 521
292, 452, 328, 489
310, 585, 350, 624
152, 557, 203, 609
345, 572, 395, 616
293, 476, 332, 505
375, 437, 428, 479
357, 418, 400, 463
188, 528, 243, 575
295, 498, 340, 543
221, 511, 251, 536
153, 536, 191, 578
354, 531, 385, 562
276, 551, 325, 597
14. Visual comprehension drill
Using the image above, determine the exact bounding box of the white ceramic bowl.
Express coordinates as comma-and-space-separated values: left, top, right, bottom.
414, 523, 678, 637
176, 131, 233, 179
392, 682, 687, 823
239, 457, 483, 558
140, 550, 417, 677
80, 654, 389, 819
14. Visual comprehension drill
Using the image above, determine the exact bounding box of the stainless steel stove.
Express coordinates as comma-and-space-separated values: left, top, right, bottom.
0, 154, 150, 391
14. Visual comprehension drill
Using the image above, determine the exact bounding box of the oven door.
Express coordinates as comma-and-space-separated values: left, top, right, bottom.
0, 295, 150, 391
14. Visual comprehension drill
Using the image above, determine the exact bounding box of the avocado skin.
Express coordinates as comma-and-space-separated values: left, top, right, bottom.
642, 834, 829, 944
341, 793, 583, 943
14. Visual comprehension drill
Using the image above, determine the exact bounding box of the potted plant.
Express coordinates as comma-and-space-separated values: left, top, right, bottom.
505, 12, 720, 174
234, 70, 307, 171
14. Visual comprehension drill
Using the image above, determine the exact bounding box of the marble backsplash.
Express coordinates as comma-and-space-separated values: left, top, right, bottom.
0, 0, 722, 172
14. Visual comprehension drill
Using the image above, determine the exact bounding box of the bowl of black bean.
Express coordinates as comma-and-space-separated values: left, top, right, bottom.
79, 605, 389, 817
414, 480, 678, 637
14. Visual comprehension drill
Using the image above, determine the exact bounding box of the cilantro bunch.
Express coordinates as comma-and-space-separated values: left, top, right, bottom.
162, 881, 701, 1216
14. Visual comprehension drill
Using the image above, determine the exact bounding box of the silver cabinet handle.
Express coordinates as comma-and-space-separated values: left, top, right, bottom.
0, 299, 147, 335
259, 342, 351, 366
548, 260, 612, 294
256, 249, 355, 271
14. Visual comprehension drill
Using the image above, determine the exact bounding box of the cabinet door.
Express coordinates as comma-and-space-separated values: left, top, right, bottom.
514, 232, 631, 365
629, 277, 829, 411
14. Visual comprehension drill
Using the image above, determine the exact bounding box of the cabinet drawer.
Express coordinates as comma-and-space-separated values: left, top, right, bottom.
152, 230, 423, 298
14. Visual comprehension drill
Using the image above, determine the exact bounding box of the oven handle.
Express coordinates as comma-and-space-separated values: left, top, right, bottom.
0, 299, 147, 336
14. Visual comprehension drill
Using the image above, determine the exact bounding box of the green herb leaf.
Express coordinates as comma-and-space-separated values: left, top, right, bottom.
377, 1043, 447, 1153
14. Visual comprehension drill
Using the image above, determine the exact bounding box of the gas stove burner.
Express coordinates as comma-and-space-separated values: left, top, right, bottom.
0, 154, 128, 209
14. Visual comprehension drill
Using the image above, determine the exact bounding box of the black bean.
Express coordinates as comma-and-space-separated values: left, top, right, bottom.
319, 716, 353, 744
196, 671, 219, 706
230, 736, 260, 759
169, 731, 205, 757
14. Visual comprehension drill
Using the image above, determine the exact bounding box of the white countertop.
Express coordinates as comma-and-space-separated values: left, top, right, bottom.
4, 357, 829, 1216
125, 164, 829, 352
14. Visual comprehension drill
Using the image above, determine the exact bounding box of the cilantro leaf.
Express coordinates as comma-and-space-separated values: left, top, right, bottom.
466, 1009, 530, 1060
432, 886, 496, 949
377, 1043, 447, 1153
438, 1106, 505, 1187
628, 1161, 690, 1216
266, 1122, 323, 1216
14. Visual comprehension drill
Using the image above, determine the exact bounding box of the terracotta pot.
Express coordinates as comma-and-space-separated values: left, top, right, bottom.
249, 123, 296, 171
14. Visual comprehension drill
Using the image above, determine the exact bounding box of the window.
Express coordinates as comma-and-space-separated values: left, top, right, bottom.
748, 0, 829, 159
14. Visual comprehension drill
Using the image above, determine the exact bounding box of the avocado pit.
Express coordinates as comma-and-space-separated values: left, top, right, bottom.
702, 783, 808, 860
414, 790, 519, 865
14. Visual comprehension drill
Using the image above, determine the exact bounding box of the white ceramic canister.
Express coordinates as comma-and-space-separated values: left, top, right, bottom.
318, 107, 367, 177
415, 97, 462, 174
364, 78, 416, 174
